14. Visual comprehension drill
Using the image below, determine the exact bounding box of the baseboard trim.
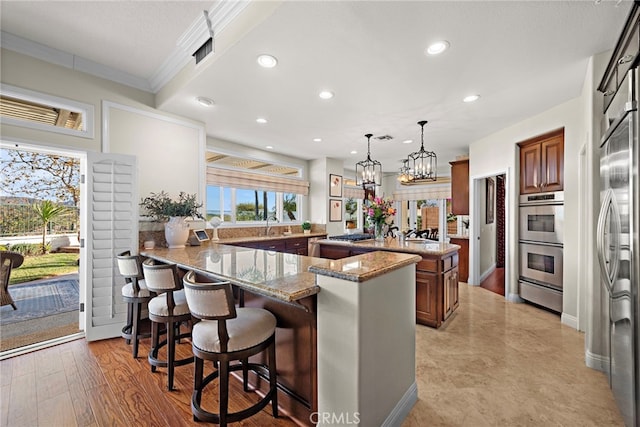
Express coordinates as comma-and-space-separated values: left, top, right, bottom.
561, 313, 578, 330
381, 381, 418, 427
479, 264, 496, 283
585, 349, 610, 374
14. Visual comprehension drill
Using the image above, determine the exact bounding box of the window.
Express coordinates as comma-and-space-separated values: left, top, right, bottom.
206, 186, 301, 225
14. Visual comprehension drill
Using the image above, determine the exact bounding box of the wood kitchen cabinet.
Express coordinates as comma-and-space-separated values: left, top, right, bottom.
319, 243, 460, 328
449, 237, 468, 282
232, 235, 325, 256
519, 129, 564, 194
450, 159, 469, 215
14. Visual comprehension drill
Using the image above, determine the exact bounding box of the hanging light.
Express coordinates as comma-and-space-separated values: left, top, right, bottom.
397, 158, 413, 184
355, 133, 382, 187
405, 120, 437, 183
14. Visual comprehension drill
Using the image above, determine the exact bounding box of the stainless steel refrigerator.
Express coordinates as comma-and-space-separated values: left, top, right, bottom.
597, 66, 640, 427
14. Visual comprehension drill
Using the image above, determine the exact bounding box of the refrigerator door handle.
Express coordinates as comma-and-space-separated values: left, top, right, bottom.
596, 188, 621, 296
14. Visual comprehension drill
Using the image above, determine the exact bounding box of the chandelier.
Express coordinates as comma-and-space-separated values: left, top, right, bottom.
398, 120, 437, 184
397, 158, 412, 184
356, 133, 382, 187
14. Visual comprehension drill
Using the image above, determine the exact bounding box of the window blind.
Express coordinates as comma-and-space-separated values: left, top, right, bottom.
392, 183, 451, 201
343, 185, 365, 199
207, 167, 310, 195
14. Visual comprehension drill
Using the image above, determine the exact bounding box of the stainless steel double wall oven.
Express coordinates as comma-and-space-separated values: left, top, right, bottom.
519, 191, 564, 312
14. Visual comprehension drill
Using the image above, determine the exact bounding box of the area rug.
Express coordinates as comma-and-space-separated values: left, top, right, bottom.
0, 277, 79, 325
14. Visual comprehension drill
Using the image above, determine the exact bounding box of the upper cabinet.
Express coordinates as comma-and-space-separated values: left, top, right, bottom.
450, 159, 469, 215
518, 129, 564, 194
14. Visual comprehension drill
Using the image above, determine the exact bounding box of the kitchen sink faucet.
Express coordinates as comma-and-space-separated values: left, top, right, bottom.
265, 214, 278, 236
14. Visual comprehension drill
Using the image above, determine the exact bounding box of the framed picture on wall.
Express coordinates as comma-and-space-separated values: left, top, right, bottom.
330, 199, 342, 222
329, 174, 343, 197
486, 177, 495, 224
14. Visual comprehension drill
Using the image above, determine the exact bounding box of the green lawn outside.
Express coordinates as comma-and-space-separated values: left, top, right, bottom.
9, 253, 79, 285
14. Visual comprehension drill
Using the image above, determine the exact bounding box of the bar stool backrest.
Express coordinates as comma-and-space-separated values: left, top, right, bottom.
142, 259, 181, 294
183, 270, 235, 321
116, 251, 143, 288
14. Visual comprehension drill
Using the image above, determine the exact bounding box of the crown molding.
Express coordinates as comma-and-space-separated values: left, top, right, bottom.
1, 31, 152, 92
1, 1, 250, 94
150, 0, 251, 92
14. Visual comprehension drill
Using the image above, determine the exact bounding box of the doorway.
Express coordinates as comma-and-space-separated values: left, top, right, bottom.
0, 141, 85, 357
470, 170, 510, 300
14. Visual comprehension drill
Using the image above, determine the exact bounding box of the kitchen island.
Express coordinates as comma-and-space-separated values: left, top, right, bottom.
141, 242, 420, 426
316, 238, 461, 328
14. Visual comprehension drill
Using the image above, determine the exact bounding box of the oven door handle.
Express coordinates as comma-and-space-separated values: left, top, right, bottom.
596, 189, 621, 296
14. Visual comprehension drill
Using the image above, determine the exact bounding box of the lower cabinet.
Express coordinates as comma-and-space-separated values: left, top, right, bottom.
233, 236, 322, 256
319, 244, 459, 328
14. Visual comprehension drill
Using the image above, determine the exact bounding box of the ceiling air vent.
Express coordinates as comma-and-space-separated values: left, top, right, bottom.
375, 135, 393, 141
193, 38, 213, 64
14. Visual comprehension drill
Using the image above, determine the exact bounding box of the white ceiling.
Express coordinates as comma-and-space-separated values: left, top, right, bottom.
0, 0, 632, 176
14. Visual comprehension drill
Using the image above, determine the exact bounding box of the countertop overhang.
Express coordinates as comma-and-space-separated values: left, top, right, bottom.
315, 238, 460, 256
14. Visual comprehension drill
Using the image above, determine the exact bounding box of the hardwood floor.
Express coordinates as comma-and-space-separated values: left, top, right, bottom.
1, 283, 624, 426
480, 267, 505, 296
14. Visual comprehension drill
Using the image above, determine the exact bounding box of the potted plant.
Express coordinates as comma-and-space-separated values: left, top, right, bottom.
140, 191, 203, 248
301, 221, 312, 234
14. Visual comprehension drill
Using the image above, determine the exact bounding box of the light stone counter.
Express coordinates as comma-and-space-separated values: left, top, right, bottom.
316, 237, 460, 256
309, 250, 421, 282
212, 231, 327, 245
141, 243, 324, 302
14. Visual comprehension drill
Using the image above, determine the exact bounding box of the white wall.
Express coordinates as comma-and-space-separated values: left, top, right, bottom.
106, 103, 204, 200
0, 49, 154, 152
479, 177, 497, 277
469, 96, 585, 322
309, 157, 344, 235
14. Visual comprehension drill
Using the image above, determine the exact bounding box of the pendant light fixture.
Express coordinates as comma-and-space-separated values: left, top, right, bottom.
355, 133, 382, 187
397, 158, 413, 184
402, 120, 437, 184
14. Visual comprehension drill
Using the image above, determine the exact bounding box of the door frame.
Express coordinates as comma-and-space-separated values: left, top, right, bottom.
469, 167, 518, 302
0, 138, 87, 353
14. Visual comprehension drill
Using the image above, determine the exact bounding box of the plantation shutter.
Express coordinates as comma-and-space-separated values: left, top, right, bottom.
82, 151, 137, 341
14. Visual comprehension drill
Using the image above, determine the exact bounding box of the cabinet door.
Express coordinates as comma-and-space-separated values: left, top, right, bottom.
450, 159, 469, 215
449, 266, 459, 313
520, 143, 541, 194
416, 270, 439, 327
541, 136, 564, 192
443, 269, 453, 320
285, 238, 308, 256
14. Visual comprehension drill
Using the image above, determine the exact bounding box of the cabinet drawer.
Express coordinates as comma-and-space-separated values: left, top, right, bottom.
417, 259, 438, 272
285, 238, 307, 250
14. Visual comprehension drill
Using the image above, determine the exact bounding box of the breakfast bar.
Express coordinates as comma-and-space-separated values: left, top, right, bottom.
141, 242, 421, 426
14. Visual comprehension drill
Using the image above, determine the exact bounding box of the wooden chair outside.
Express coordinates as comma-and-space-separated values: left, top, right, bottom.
1, 251, 24, 310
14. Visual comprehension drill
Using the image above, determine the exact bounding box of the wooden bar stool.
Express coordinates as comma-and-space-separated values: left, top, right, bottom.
116, 250, 153, 358
182, 270, 278, 426
142, 259, 193, 391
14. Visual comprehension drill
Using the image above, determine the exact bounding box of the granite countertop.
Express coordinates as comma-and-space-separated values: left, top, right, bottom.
309, 251, 422, 282
141, 243, 325, 302
315, 238, 460, 256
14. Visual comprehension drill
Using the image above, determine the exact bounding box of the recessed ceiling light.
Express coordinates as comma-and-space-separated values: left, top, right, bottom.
196, 96, 215, 107
403, 139, 413, 144
257, 54, 278, 68
266, 145, 274, 150
426, 40, 450, 55
319, 90, 334, 100
463, 94, 480, 103
350, 150, 357, 155
256, 117, 268, 124
313, 138, 322, 142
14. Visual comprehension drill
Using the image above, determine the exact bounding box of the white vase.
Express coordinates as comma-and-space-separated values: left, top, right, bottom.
164, 216, 190, 248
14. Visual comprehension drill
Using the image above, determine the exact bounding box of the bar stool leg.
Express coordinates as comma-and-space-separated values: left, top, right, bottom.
269, 341, 278, 417
219, 359, 229, 427
131, 302, 141, 358
150, 321, 159, 373
242, 358, 249, 392
125, 302, 133, 345
167, 321, 175, 391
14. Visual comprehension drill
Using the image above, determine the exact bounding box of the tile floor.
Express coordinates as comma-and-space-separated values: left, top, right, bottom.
403, 283, 624, 426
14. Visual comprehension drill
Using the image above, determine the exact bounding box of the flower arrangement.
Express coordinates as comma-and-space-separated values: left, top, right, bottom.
365, 195, 396, 228
140, 191, 204, 222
